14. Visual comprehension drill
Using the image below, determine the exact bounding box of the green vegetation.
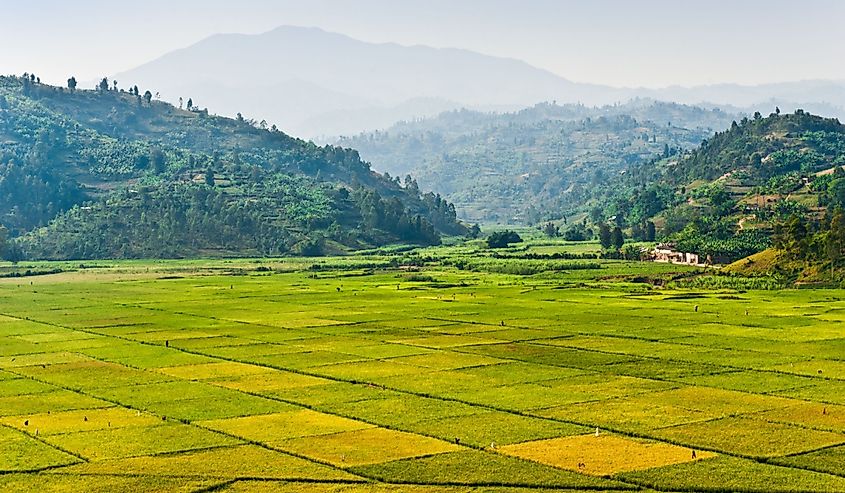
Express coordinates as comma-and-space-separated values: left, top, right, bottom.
338, 100, 735, 224
1, 246, 845, 491
581, 110, 845, 268
0, 75, 467, 260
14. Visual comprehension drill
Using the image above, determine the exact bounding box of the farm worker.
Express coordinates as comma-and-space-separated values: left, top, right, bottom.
594, 427, 599, 437
694, 305, 699, 312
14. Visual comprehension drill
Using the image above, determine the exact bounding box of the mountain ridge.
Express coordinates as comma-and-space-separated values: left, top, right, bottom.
112, 25, 845, 138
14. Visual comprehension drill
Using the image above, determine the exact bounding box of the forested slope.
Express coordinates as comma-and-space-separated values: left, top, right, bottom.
0, 75, 467, 259
338, 100, 736, 223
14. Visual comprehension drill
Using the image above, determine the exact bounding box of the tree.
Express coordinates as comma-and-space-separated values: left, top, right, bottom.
467, 223, 481, 239
98, 77, 109, 92
773, 214, 808, 258
0, 225, 7, 260
542, 222, 559, 238
646, 221, 656, 242
67, 76, 77, 91
599, 223, 612, 249
150, 148, 166, 174
827, 209, 845, 275
205, 168, 215, 186
612, 226, 625, 250
487, 230, 522, 248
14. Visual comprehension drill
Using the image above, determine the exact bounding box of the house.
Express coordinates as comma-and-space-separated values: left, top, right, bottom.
650, 243, 704, 266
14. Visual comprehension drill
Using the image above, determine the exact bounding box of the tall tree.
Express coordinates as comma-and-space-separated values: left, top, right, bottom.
599, 223, 612, 249
612, 226, 625, 250
0, 225, 7, 260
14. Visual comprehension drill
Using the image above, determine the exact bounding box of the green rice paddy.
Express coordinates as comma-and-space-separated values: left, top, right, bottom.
1, 253, 845, 492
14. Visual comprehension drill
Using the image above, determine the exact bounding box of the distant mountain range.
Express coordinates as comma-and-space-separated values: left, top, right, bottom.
114, 25, 845, 139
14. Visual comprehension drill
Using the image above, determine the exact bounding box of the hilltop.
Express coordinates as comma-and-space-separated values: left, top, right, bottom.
0, 76, 467, 260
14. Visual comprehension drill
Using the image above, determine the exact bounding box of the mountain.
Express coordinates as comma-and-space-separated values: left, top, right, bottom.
338, 100, 739, 223
112, 26, 622, 138
0, 76, 467, 260
112, 26, 845, 138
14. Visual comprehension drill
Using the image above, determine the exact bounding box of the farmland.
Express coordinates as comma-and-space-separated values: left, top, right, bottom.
2, 246, 845, 492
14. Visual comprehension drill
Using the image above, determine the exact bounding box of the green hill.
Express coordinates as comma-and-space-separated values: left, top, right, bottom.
0, 76, 467, 260
592, 110, 845, 264
337, 100, 736, 223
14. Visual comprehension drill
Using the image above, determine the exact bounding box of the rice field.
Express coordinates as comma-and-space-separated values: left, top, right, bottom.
1, 255, 845, 492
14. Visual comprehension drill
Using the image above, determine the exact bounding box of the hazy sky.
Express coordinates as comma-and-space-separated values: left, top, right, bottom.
3, 0, 843, 88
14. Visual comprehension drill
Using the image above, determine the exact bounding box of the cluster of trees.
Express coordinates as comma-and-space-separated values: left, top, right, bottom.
773, 210, 845, 275
487, 230, 523, 248
598, 223, 625, 251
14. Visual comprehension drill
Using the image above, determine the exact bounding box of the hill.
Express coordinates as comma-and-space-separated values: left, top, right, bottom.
591, 110, 845, 264
0, 75, 467, 260
338, 100, 738, 223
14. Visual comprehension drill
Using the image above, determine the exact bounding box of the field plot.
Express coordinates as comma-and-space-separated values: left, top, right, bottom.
1, 258, 845, 491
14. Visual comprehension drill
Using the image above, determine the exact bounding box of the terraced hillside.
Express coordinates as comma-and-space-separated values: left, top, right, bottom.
2, 255, 845, 492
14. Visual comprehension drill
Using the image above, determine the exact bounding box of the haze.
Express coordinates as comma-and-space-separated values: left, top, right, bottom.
3, 0, 844, 89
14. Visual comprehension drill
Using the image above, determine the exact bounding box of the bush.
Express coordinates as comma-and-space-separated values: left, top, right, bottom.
487, 230, 523, 249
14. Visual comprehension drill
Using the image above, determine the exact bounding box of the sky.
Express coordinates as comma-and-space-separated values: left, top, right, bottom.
2, 0, 844, 88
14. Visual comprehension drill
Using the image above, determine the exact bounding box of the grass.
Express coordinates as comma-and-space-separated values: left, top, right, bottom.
653, 416, 845, 458
275, 427, 461, 466
619, 455, 845, 492
500, 433, 716, 476
0, 407, 161, 435
200, 409, 374, 443
0, 426, 80, 471
59, 444, 362, 481
42, 423, 242, 460
351, 449, 630, 488
1, 254, 845, 490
